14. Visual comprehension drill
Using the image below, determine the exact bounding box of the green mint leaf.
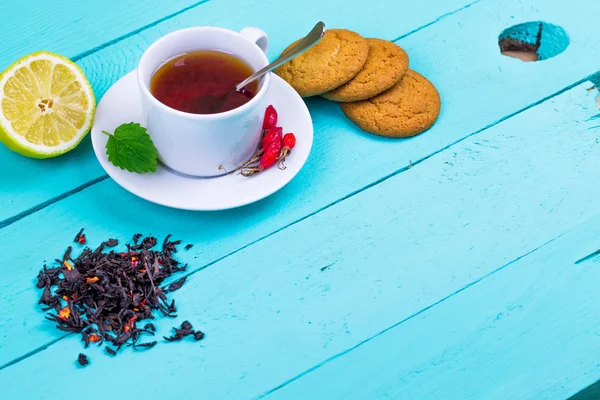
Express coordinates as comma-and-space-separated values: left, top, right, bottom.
104, 123, 158, 173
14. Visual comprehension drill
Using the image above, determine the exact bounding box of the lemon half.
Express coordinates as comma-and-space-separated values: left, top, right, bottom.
0, 51, 95, 158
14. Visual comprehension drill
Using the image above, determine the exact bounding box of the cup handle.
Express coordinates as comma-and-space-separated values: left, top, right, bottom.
239, 27, 269, 54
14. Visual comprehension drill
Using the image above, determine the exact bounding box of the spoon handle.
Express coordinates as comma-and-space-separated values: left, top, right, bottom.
236, 21, 326, 91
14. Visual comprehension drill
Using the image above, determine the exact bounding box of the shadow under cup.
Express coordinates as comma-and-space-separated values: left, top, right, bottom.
137, 27, 271, 178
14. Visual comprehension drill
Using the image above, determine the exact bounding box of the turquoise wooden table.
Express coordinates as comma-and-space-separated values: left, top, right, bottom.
2, 0, 600, 398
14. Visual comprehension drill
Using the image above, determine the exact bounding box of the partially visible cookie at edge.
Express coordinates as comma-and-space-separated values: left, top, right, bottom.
322, 38, 409, 102
274, 29, 369, 97
340, 69, 441, 138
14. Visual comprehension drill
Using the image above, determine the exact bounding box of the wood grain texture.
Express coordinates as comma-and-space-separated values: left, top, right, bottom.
265, 215, 600, 400
2, 0, 600, 398
1, 81, 599, 397
1, 0, 599, 366
0, 0, 576, 364
0, 0, 474, 223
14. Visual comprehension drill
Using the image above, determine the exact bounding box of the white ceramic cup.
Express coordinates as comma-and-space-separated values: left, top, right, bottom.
137, 27, 270, 177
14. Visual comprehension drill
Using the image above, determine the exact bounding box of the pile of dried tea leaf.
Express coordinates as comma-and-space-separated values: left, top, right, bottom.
36, 230, 203, 361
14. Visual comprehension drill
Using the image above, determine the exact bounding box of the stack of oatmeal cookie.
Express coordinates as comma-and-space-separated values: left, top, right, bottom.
275, 29, 441, 138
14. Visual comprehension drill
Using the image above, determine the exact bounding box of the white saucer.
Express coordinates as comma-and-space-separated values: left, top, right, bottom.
91, 70, 313, 211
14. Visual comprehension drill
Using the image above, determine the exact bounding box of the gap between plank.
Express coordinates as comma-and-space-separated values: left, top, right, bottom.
390, 0, 482, 42
0, 334, 70, 371
71, 0, 212, 62
567, 378, 600, 400
0, 333, 72, 371
0, 175, 108, 230
0, 74, 592, 371
255, 231, 568, 399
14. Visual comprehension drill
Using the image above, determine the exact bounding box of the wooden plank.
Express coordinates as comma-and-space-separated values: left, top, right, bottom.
1, 78, 599, 397
0, 0, 598, 365
0, 0, 211, 71
262, 215, 600, 400
0, 0, 474, 223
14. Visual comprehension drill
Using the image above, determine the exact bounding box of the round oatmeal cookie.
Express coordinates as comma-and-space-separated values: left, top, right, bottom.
340, 69, 440, 138
322, 38, 409, 102
274, 29, 369, 97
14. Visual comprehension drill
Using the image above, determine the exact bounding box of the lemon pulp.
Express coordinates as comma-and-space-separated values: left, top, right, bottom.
0, 51, 95, 158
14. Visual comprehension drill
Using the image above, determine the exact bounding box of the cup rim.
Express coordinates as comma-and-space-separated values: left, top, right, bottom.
137, 26, 271, 120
